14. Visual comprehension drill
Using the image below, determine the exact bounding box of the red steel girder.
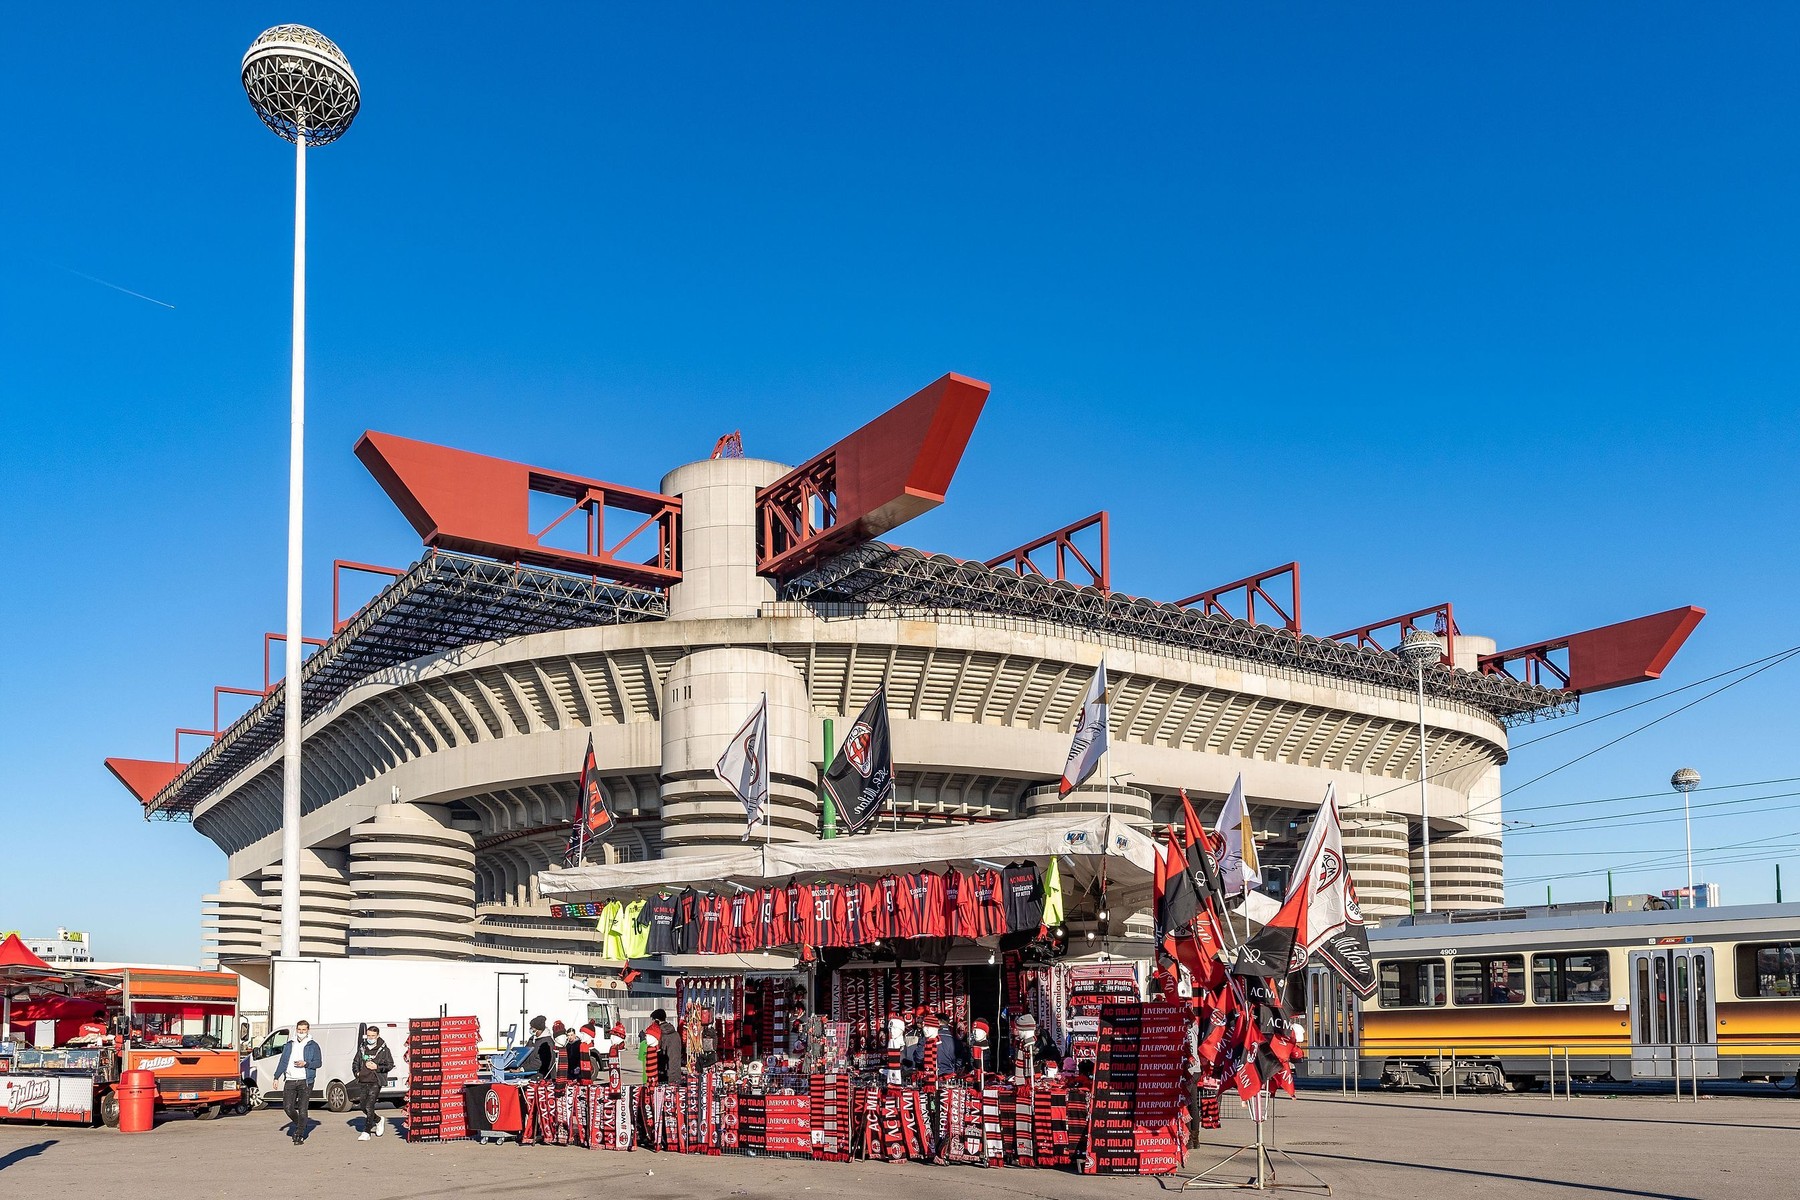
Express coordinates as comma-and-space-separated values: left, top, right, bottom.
757, 373, 990, 578
333, 560, 405, 632
355, 431, 682, 589
1479, 605, 1705, 695
104, 758, 184, 808
984, 512, 1110, 592
264, 632, 329, 695
1329, 603, 1459, 666
1178, 562, 1302, 633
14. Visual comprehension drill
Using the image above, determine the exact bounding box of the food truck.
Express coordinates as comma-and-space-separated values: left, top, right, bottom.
2, 937, 243, 1127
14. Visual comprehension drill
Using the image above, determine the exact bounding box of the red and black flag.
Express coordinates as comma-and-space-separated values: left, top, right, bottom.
823, 686, 895, 835
564, 734, 615, 867
1180, 791, 1233, 923
1159, 826, 1227, 988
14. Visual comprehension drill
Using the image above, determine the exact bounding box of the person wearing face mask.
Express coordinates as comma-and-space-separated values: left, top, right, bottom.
274, 1019, 323, 1145
352, 1022, 395, 1140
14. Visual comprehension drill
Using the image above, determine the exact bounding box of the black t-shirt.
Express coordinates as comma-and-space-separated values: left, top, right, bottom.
1002, 864, 1044, 932
675, 888, 700, 954
640, 893, 680, 955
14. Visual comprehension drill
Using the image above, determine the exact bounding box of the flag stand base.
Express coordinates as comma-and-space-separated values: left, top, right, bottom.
1177, 1099, 1330, 1193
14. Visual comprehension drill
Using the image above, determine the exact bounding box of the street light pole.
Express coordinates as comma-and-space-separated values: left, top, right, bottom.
242, 26, 361, 959
1398, 630, 1442, 914
1672, 768, 1701, 907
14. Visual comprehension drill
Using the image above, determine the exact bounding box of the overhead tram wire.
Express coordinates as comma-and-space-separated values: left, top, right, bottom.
1506, 830, 1800, 888
1500, 775, 1800, 820
1341, 643, 1800, 819
1501, 787, 1800, 837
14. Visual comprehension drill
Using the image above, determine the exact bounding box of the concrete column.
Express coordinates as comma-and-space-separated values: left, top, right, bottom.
660, 457, 792, 621
257, 850, 350, 957
348, 803, 477, 958
1023, 781, 1153, 825
1341, 811, 1411, 918
659, 647, 815, 853
1412, 833, 1505, 910
202, 877, 270, 967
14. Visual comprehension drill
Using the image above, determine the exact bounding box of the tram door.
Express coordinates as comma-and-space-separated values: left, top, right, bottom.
1304, 966, 1360, 1079
1628, 947, 1717, 1079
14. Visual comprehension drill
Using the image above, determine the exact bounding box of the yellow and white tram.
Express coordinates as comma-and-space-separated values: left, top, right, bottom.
1304, 902, 1800, 1091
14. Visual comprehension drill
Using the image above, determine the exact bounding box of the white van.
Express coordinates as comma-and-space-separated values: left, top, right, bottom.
247, 1021, 408, 1111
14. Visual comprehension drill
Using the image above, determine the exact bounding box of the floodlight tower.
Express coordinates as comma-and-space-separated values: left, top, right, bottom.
1397, 630, 1442, 914
1672, 767, 1701, 908
241, 25, 361, 959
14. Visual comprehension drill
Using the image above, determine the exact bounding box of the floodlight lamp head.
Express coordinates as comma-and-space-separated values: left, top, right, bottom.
1671, 767, 1701, 794
1397, 629, 1442, 669
242, 25, 360, 146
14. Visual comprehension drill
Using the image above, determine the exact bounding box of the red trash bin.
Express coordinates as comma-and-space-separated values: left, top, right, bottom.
116, 1070, 157, 1133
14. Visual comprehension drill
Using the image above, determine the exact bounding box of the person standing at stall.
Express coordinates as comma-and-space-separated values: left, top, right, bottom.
274, 1019, 322, 1146
352, 1023, 394, 1140
526, 1016, 557, 1080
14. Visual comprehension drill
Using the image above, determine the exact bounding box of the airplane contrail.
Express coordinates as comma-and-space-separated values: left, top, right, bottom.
47, 260, 176, 309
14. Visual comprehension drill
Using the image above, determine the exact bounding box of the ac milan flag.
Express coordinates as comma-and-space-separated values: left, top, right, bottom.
1214, 773, 1263, 896
1314, 874, 1378, 998
563, 734, 615, 867
1058, 660, 1109, 796
716, 693, 771, 842
823, 686, 894, 835
1234, 783, 1351, 979
1180, 790, 1232, 920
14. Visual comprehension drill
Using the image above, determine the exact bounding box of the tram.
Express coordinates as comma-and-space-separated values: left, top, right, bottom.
1302, 901, 1800, 1091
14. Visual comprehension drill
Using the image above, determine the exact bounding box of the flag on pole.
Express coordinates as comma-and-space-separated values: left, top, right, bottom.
1059, 660, 1109, 796
1214, 773, 1263, 897
1180, 790, 1232, 921
1157, 826, 1226, 988
1313, 874, 1377, 998
1234, 783, 1351, 978
823, 686, 894, 835
563, 734, 615, 867
716, 693, 771, 842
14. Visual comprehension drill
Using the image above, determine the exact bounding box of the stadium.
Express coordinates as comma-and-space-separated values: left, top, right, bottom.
104, 373, 1702, 971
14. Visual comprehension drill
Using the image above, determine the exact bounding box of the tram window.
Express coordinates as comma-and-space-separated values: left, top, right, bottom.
1451, 955, 1524, 1005
1531, 951, 1611, 1004
1378, 959, 1447, 1008
1734, 942, 1800, 998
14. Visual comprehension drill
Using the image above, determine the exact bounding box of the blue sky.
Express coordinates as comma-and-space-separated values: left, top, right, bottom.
3, 5, 1798, 963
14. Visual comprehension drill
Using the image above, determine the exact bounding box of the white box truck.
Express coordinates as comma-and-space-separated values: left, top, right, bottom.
230, 958, 614, 1111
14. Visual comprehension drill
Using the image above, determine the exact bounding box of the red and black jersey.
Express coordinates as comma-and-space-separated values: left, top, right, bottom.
758, 885, 793, 947
842, 883, 868, 945
791, 882, 820, 947
1000, 865, 1044, 933
729, 891, 759, 952
856, 879, 890, 941
640, 893, 681, 955
810, 882, 848, 947
696, 893, 732, 954
942, 869, 980, 940
971, 868, 1007, 938
896, 871, 944, 939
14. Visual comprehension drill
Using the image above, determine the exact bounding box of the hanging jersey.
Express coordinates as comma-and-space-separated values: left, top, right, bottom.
1041, 858, 1065, 927
842, 882, 868, 944
856, 879, 889, 941
598, 900, 629, 960
942, 869, 979, 940
1001, 864, 1044, 932
759, 885, 793, 947
641, 893, 681, 955
676, 888, 701, 954
696, 893, 732, 955
791, 882, 821, 947
971, 868, 1007, 937
619, 898, 650, 958
729, 891, 757, 952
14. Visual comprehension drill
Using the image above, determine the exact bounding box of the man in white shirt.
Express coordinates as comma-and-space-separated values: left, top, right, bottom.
274, 1020, 323, 1145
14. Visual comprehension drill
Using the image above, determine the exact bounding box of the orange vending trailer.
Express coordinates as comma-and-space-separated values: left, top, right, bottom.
104, 968, 243, 1124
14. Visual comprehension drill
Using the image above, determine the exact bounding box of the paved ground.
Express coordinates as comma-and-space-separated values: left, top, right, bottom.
1, 1089, 1795, 1199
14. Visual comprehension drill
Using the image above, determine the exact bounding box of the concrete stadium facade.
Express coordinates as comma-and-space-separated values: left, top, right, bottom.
181, 451, 1518, 970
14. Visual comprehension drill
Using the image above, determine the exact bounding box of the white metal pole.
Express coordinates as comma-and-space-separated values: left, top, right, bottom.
1415, 662, 1432, 915
278, 128, 307, 960
1683, 788, 1694, 907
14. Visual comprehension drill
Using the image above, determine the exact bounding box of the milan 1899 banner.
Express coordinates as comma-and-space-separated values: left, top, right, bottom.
823, 687, 894, 835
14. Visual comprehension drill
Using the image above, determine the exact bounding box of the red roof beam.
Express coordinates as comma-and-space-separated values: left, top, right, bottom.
1479, 605, 1705, 695
264, 632, 329, 695
354, 431, 682, 590
332, 560, 405, 631
1329, 603, 1458, 666
103, 758, 184, 808
1177, 562, 1302, 634
756, 373, 990, 578
983, 512, 1110, 592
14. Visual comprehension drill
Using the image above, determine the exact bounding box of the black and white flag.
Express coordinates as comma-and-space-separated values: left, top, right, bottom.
823, 686, 894, 835
716, 693, 771, 841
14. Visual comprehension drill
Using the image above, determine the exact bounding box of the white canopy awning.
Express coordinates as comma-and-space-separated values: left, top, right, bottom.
539, 813, 1161, 920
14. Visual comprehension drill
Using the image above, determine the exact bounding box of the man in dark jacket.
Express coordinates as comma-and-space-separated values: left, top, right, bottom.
527, 1015, 557, 1080
274, 1020, 323, 1145
352, 1023, 395, 1140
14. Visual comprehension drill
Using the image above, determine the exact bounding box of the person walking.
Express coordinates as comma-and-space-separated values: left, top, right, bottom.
275, 1019, 322, 1145
352, 1023, 395, 1140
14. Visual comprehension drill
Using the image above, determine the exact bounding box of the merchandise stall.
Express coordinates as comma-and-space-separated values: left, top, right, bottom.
503, 814, 1191, 1176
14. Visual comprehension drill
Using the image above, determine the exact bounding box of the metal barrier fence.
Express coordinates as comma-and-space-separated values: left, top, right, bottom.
1327, 1040, 1800, 1103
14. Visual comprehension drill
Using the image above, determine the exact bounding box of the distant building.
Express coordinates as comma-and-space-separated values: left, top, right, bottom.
22, 928, 94, 964
1661, 884, 1721, 909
